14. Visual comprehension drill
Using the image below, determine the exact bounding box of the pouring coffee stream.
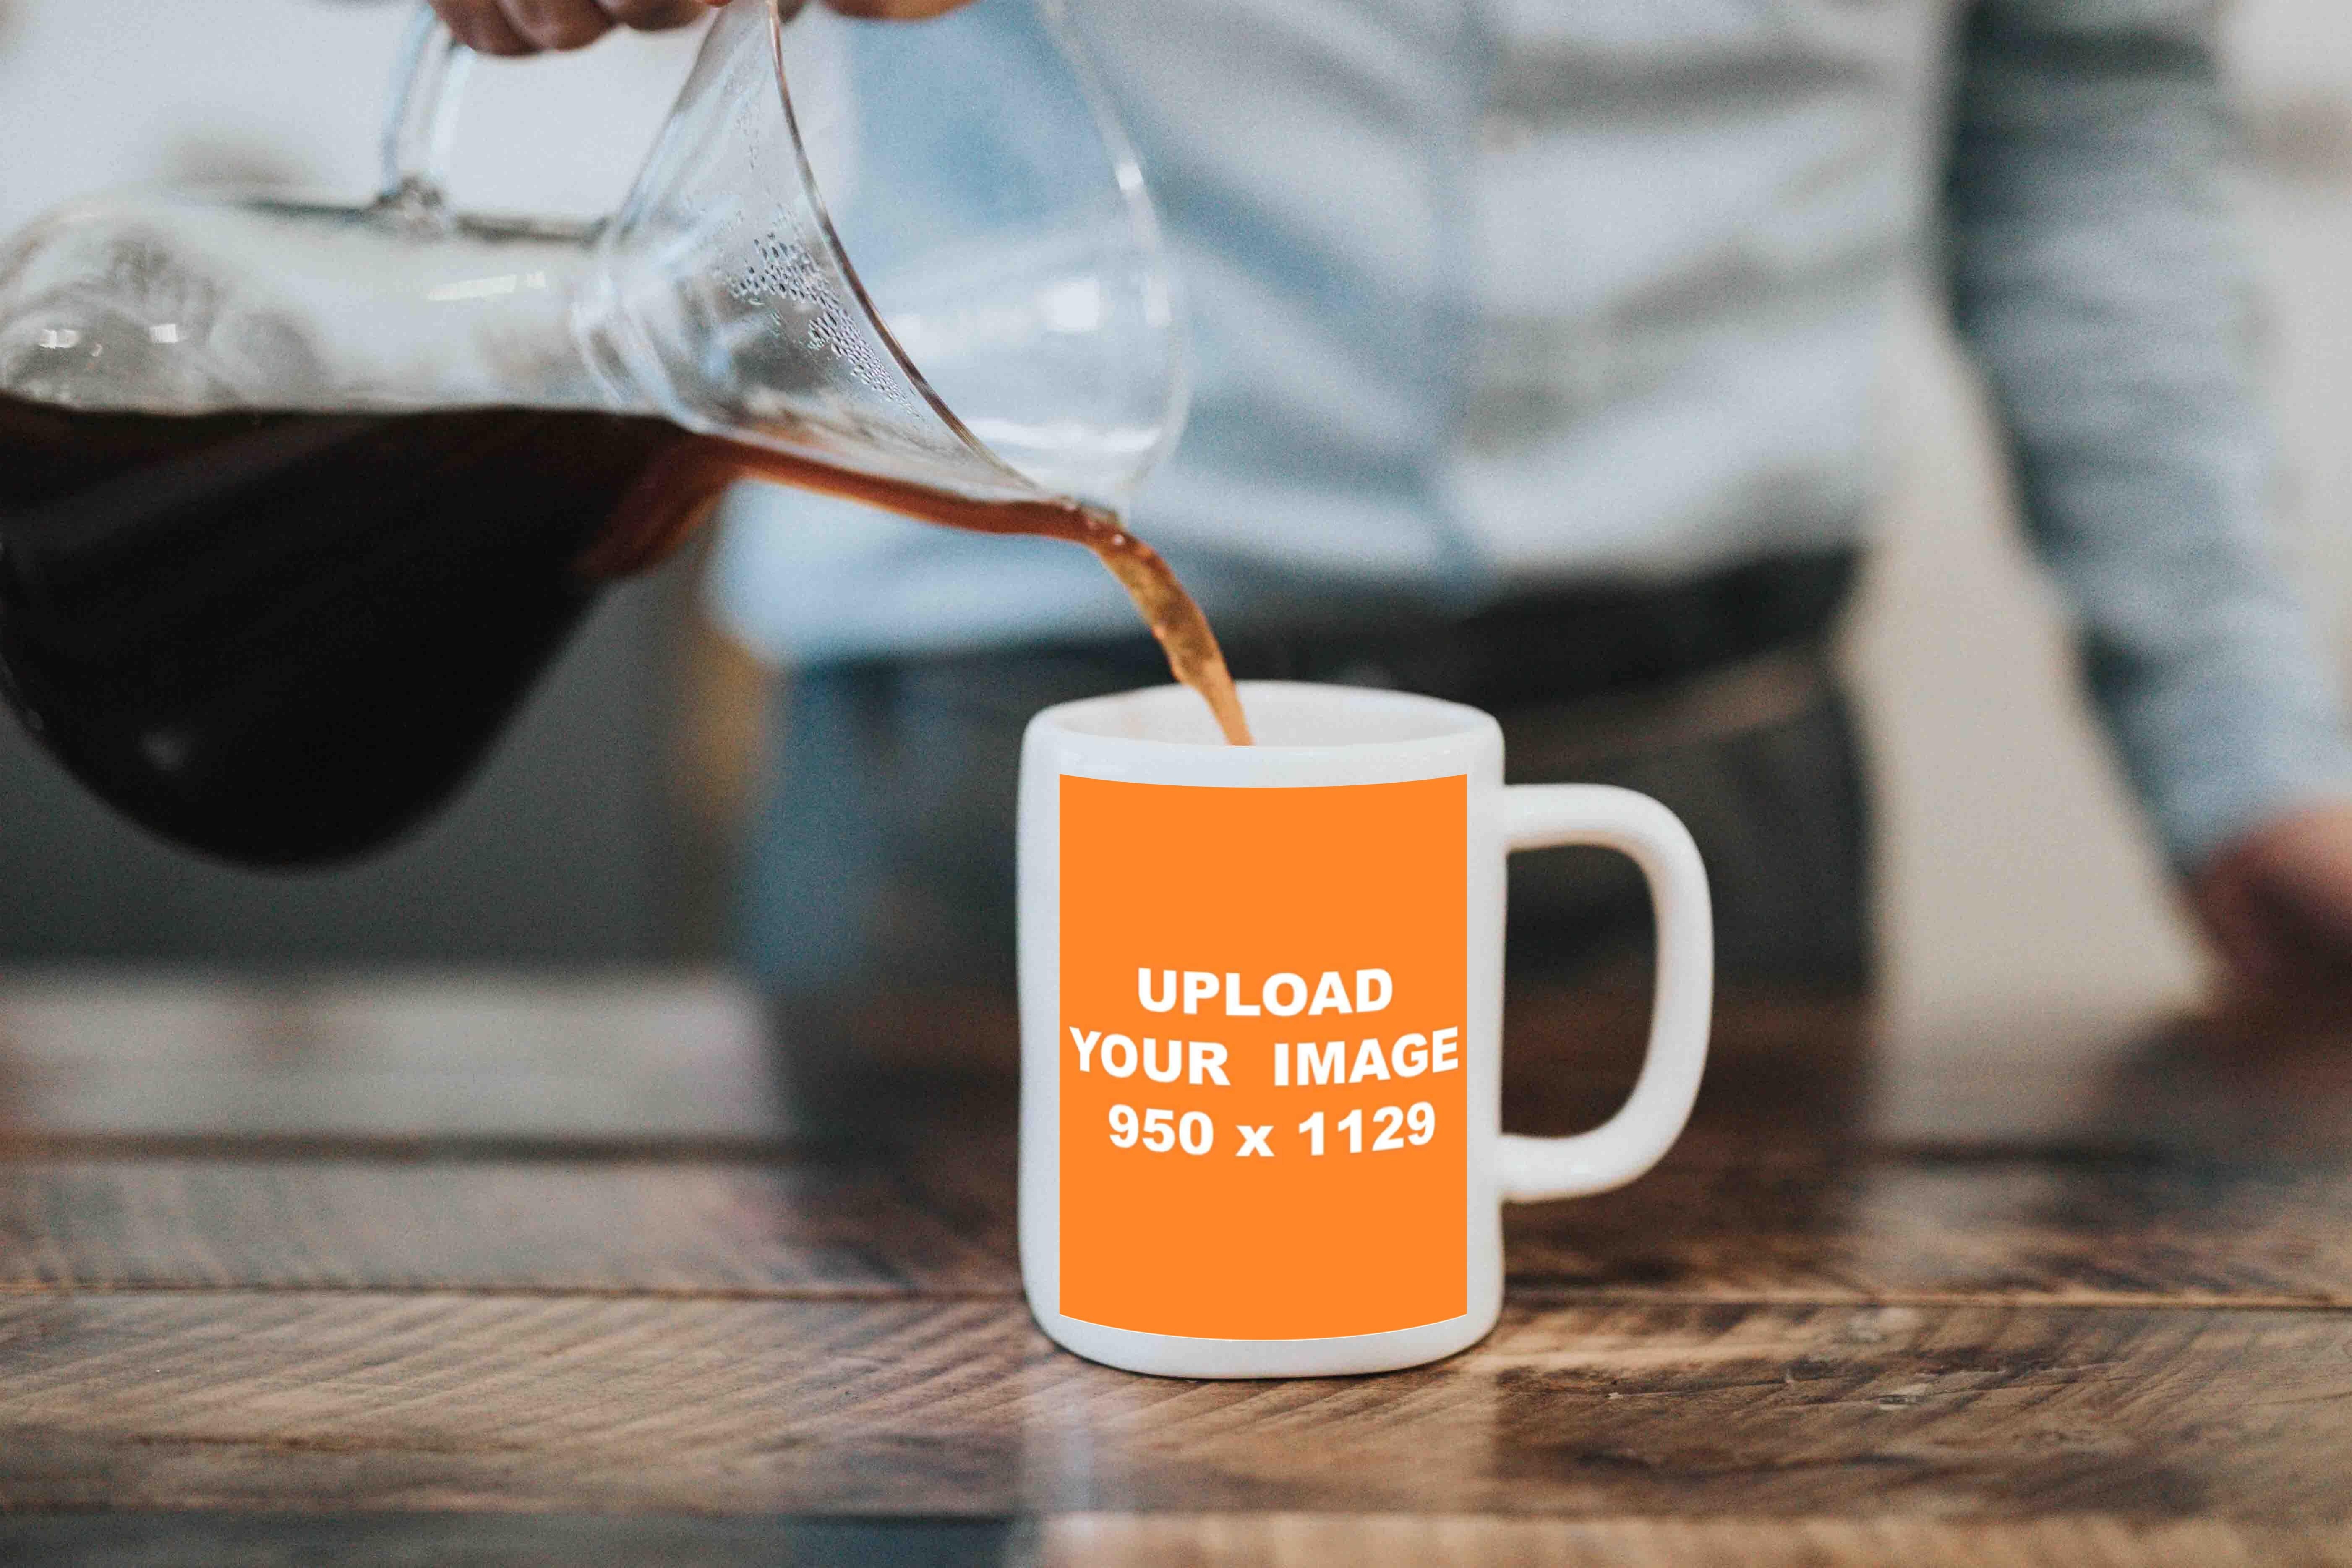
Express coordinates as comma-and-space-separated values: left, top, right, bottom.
0, 0, 1242, 868
584, 434, 1253, 750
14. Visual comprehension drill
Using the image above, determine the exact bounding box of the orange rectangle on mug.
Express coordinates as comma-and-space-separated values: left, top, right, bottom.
1058, 774, 1468, 1340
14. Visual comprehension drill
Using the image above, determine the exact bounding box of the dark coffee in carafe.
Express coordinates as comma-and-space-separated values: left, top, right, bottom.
0, 395, 686, 865
0, 393, 1246, 868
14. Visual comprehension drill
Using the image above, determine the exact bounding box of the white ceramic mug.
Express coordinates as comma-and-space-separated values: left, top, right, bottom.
1017, 681, 1713, 1378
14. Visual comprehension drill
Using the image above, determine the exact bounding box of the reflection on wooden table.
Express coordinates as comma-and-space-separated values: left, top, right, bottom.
2, 975, 2349, 1564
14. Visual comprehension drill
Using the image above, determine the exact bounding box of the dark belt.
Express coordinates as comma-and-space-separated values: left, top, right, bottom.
884, 546, 1861, 720
1218, 547, 1861, 711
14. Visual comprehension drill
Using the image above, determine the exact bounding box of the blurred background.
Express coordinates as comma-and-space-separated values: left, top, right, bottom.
0, 0, 2347, 1063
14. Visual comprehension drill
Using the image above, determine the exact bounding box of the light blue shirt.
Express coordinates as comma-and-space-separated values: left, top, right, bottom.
710, 0, 2352, 865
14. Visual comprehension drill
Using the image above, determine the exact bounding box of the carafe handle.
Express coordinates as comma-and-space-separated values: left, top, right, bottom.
380, 5, 476, 214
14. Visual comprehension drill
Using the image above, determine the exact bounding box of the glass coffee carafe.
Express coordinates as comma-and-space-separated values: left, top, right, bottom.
0, 0, 1187, 867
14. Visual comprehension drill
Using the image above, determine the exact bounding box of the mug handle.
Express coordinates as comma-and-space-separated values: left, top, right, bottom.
1495, 785, 1714, 1201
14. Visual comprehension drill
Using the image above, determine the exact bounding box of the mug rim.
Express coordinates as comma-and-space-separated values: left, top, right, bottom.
1031, 680, 1497, 757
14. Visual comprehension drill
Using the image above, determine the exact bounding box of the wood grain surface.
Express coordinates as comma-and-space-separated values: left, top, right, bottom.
1038, 1516, 2352, 1568
0, 981, 1857, 1147
3, 976, 2350, 1560
0, 975, 782, 1141
4, 1514, 2348, 1568
3, 1294, 2349, 1516
1504, 1151, 2352, 1306
0, 1159, 1011, 1296
3, 1151, 2349, 1309
0, 1514, 1025, 1568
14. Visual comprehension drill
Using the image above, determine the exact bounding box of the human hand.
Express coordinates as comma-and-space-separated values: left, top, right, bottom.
2190, 798, 2352, 1023
431, 0, 972, 58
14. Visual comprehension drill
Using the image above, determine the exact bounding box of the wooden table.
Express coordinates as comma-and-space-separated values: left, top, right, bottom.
3, 974, 2350, 1564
